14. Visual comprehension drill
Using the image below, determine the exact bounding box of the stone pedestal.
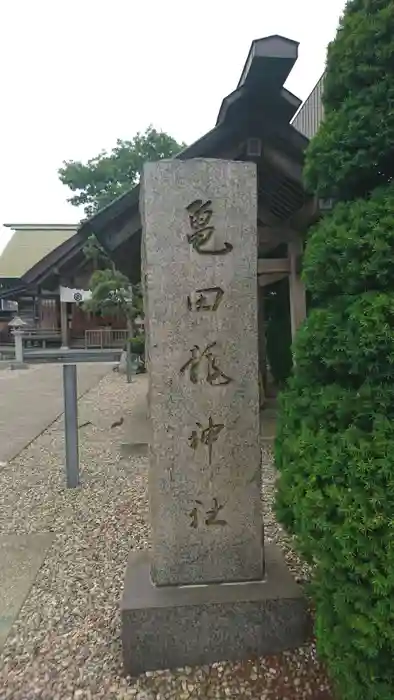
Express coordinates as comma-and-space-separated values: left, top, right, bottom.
122, 546, 309, 675
122, 158, 308, 673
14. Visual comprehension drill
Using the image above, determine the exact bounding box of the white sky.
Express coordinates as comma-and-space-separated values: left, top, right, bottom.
0, 0, 346, 254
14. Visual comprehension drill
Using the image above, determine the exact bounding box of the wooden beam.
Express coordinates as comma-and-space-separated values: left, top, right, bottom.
104, 209, 141, 251
258, 272, 288, 287
262, 145, 303, 184
258, 286, 267, 405
218, 141, 245, 160
60, 300, 69, 349
257, 204, 282, 228
258, 225, 296, 254
258, 225, 295, 243
257, 258, 290, 275
259, 240, 283, 255
289, 196, 319, 231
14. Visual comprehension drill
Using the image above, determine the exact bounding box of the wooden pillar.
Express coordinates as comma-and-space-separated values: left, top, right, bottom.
60, 300, 69, 348
258, 285, 267, 406
33, 294, 38, 326
288, 237, 307, 341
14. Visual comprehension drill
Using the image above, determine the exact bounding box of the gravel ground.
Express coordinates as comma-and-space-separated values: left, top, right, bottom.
0, 373, 334, 700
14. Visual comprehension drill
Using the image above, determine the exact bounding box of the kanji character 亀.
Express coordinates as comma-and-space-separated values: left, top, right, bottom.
186, 200, 233, 255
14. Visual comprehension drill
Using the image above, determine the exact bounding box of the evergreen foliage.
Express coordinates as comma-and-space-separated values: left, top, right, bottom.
275, 2, 394, 697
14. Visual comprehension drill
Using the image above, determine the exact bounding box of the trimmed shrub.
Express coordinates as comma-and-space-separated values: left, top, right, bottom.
129, 334, 145, 357
275, 1, 394, 698
302, 188, 394, 303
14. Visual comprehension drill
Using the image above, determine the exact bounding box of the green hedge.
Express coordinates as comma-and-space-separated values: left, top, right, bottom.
274, 1, 394, 698
276, 380, 394, 697
302, 188, 394, 303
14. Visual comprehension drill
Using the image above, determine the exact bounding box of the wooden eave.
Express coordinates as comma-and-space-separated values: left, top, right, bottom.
78, 34, 313, 281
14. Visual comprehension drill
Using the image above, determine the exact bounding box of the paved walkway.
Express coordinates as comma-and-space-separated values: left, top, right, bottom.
0, 534, 54, 651
0, 362, 112, 654
0, 363, 111, 464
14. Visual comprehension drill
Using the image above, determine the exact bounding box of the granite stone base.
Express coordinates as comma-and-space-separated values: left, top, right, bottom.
120, 442, 148, 458
121, 545, 310, 676
9, 362, 29, 370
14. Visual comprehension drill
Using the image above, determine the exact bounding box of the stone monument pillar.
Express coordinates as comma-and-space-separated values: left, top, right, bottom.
122, 159, 308, 675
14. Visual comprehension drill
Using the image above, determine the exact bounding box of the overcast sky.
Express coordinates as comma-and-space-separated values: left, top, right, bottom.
0, 0, 347, 254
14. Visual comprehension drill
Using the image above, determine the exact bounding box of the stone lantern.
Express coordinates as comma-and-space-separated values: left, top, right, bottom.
8, 316, 28, 367
134, 315, 144, 333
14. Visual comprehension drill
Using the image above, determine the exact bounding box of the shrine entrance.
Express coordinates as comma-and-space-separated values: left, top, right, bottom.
257, 219, 307, 403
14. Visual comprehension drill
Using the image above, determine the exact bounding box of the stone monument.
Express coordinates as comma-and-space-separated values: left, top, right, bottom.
121, 159, 308, 674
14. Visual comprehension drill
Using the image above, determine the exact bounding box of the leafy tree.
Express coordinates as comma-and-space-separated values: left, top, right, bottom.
82, 235, 143, 331
59, 126, 186, 218
60, 126, 184, 331
275, 2, 394, 699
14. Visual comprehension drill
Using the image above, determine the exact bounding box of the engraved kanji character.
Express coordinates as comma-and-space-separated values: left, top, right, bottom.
187, 287, 224, 312
188, 416, 224, 465
186, 200, 233, 255
205, 498, 227, 526
180, 342, 232, 385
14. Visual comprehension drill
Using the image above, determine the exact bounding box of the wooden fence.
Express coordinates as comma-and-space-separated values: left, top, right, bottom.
84, 329, 128, 349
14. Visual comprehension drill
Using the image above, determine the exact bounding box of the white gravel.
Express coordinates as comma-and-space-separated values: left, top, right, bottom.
0, 373, 333, 700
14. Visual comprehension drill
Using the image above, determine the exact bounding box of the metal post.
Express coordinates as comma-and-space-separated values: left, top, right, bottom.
63, 364, 80, 488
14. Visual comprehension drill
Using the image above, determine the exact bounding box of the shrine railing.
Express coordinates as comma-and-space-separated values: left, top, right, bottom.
84, 329, 128, 349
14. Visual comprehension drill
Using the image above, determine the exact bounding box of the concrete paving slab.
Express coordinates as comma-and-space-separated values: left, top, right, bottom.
119, 387, 151, 458
0, 533, 53, 651
0, 363, 110, 463
121, 390, 150, 440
